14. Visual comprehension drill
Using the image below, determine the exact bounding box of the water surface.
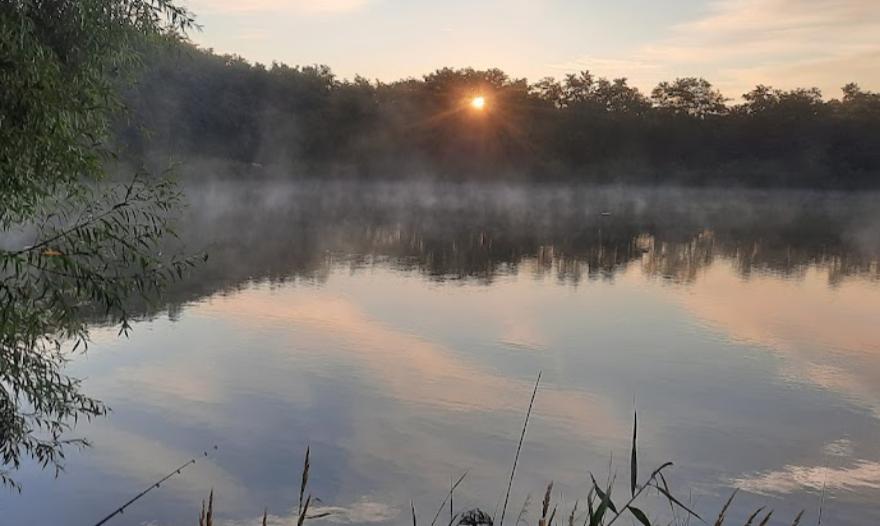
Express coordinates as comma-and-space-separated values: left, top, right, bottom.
7, 181, 880, 525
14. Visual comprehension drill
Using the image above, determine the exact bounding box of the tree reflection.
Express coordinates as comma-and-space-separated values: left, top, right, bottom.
124, 181, 879, 321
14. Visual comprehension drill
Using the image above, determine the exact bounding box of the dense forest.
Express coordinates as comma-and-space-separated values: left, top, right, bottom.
120, 39, 880, 188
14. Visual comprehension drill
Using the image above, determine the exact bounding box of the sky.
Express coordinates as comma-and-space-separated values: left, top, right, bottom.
182, 0, 880, 99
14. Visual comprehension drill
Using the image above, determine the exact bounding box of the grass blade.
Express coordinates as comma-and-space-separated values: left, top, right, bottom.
714, 489, 739, 526
589, 474, 618, 514
744, 507, 765, 526
297, 495, 311, 526
631, 410, 638, 498
430, 471, 468, 526
206, 490, 213, 526
516, 494, 532, 526
584, 488, 594, 526
499, 371, 541, 526
589, 474, 616, 526
568, 500, 579, 526
299, 447, 310, 516
542, 482, 554, 520
651, 481, 703, 522
628, 506, 651, 526
605, 462, 672, 526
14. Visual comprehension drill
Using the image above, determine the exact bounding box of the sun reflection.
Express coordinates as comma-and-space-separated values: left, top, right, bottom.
470, 96, 486, 110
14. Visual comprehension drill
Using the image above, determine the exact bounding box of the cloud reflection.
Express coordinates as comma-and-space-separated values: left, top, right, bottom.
220, 500, 399, 526
673, 262, 880, 415
734, 460, 880, 495
86, 424, 251, 510
197, 281, 625, 439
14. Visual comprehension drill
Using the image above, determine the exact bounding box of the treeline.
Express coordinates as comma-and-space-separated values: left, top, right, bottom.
120, 39, 880, 188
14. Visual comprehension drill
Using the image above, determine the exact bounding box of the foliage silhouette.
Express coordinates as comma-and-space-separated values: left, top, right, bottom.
121, 40, 880, 188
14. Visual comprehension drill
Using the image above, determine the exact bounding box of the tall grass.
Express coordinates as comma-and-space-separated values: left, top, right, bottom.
189, 414, 808, 526
93, 380, 812, 526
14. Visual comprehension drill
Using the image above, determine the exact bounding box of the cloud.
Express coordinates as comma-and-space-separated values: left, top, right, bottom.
230, 31, 272, 42
187, 0, 372, 15
674, 0, 876, 41
549, 56, 661, 76
557, 0, 880, 98
718, 50, 880, 99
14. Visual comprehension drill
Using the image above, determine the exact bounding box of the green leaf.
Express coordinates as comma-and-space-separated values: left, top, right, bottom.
628, 506, 651, 526
630, 410, 638, 497
589, 474, 618, 513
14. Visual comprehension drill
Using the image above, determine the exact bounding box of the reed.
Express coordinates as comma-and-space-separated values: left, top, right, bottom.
189, 421, 809, 526
96, 378, 811, 526
197, 490, 213, 526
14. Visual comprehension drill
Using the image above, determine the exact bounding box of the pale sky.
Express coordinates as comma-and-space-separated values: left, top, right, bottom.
183, 0, 880, 99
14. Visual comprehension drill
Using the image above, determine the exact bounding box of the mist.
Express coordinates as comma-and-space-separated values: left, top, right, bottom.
119, 171, 880, 323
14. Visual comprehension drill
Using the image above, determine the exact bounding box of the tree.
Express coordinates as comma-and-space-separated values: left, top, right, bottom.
651, 77, 727, 118
839, 82, 880, 118
116, 39, 880, 187
592, 78, 651, 115
531, 77, 566, 108
562, 70, 597, 106
0, 0, 198, 487
741, 84, 780, 114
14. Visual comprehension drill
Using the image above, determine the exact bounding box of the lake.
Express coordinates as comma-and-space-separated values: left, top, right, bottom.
7, 180, 880, 525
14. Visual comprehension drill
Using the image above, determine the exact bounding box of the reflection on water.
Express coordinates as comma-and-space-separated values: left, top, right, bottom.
6, 181, 880, 525
163, 180, 880, 297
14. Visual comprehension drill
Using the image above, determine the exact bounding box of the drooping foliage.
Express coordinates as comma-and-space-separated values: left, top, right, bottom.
0, 0, 198, 486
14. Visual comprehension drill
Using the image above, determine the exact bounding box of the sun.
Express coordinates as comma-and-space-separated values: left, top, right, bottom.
471, 96, 486, 110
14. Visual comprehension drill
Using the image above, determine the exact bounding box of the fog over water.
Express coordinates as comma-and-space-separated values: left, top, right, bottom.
6, 177, 880, 525
175, 175, 880, 286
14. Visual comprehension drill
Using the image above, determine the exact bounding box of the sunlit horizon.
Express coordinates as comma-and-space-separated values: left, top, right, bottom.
183, 0, 880, 99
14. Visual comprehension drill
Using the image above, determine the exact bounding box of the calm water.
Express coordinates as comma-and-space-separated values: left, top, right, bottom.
6, 180, 880, 525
